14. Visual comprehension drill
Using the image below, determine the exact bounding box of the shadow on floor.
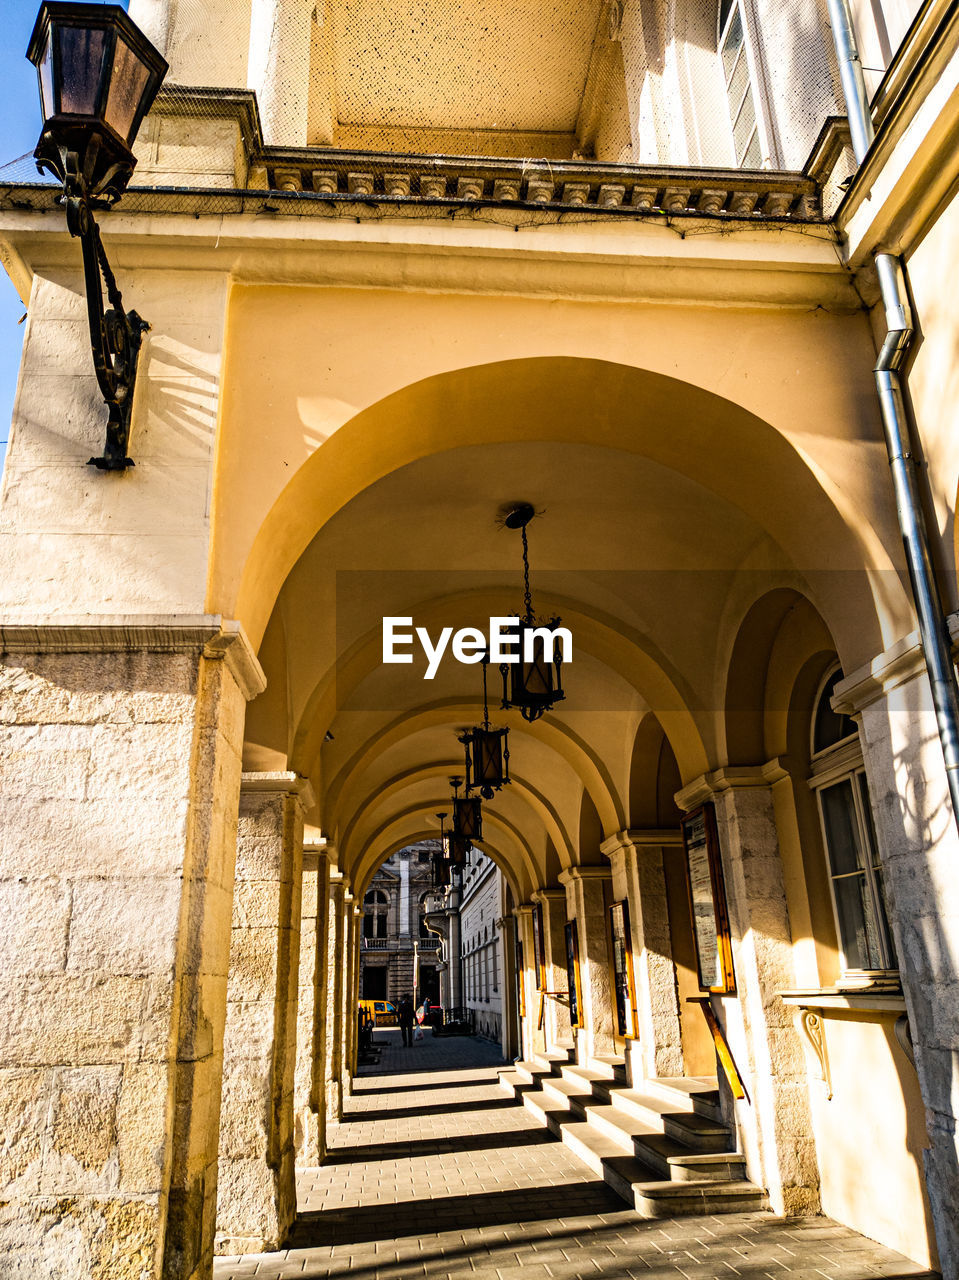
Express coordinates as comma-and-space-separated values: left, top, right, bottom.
342, 1096, 515, 1123
354, 1075, 503, 1096
291, 1181, 625, 1245
323, 1125, 555, 1164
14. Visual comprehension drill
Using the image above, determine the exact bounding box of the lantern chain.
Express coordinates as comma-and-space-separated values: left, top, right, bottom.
522, 523, 534, 623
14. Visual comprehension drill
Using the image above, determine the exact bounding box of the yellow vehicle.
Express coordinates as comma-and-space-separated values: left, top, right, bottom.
358, 999, 398, 1027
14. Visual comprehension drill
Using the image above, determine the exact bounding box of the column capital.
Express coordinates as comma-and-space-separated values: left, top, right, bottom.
600, 828, 683, 859
513, 902, 536, 919
831, 615, 959, 714
675, 760, 789, 812
240, 771, 315, 812
532, 887, 567, 903
558, 866, 612, 886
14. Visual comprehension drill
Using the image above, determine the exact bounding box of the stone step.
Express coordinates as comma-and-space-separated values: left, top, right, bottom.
498, 1065, 765, 1219
604, 1088, 730, 1150
643, 1075, 723, 1122
534, 1115, 764, 1219
590, 1054, 628, 1083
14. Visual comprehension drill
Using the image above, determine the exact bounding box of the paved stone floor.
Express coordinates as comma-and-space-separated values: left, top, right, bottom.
214, 1029, 938, 1280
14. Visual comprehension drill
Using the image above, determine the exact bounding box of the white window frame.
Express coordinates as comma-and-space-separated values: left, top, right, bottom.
717, 0, 779, 169
808, 668, 897, 978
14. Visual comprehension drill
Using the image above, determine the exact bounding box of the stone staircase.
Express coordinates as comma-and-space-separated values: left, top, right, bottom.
498, 1049, 766, 1218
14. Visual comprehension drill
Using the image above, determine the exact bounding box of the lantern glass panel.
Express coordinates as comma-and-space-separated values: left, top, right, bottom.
105, 34, 152, 141
57, 23, 108, 116
478, 733, 502, 784
36, 27, 55, 119
522, 656, 552, 699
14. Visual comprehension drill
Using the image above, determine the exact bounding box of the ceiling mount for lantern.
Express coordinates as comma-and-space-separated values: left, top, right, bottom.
499, 502, 566, 723
27, 1, 168, 470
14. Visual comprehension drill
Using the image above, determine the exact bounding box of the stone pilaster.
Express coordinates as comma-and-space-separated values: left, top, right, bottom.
834, 642, 959, 1276
215, 771, 312, 1255
532, 889, 572, 1052
0, 620, 262, 1280
601, 830, 684, 1081
324, 875, 346, 1121
294, 846, 331, 1168
678, 767, 819, 1217
496, 917, 520, 1060
514, 905, 542, 1058
559, 868, 616, 1063
247, 0, 311, 145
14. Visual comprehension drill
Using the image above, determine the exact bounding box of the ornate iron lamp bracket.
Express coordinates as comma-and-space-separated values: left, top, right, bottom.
40, 137, 147, 471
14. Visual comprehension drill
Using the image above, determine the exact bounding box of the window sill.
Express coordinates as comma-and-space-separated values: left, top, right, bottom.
779, 985, 905, 1013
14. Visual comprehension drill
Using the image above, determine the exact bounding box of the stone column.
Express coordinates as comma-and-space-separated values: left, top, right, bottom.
496, 917, 520, 1060
247, 0, 311, 146
514, 905, 543, 1058
324, 873, 346, 1122
559, 868, 616, 1063
533, 889, 573, 1052
337, 890, 355, 1101
834, 646, 959, 1276
344, 901, 361, 1090
0, 621, 261, 1280
215, 772, 312, 1255
678, 768, 820, 1217
294, 846, 331, 1168
601, 830, 684, 1081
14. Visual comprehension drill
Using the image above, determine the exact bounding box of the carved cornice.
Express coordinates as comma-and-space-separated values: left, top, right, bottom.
256, 149, 823, 222
0, 614, 266, 701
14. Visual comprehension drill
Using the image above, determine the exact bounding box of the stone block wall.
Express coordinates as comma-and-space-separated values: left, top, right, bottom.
0, 631, 251, 1280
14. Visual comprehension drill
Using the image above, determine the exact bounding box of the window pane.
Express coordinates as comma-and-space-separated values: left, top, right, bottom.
814, 669, 857, 753
727, 50, 749, 116
733, 94, 757, 161
857, 773, 897, 968
833, 871, 882, 969
741, 130, 762, 168
721, 7, 743, 79
820, 779, 866, 875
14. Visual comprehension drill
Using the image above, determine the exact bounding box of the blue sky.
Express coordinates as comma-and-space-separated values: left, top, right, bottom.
0, 0, 129, 476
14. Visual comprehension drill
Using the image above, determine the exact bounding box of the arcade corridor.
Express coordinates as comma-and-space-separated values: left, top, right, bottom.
214, 1034, 934, 1280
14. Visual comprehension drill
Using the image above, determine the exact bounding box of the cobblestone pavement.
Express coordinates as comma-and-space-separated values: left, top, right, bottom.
214, 1029, 937, 1280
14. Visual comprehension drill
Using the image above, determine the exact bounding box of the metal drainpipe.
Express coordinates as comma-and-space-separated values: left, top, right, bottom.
825, 0, 959, 826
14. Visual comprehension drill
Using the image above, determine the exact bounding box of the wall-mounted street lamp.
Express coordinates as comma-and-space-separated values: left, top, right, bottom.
27, 2, 168, 470
500, 503, 566, 722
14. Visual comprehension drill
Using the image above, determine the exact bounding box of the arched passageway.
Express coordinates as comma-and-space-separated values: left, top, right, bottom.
208, 354, 940, 1275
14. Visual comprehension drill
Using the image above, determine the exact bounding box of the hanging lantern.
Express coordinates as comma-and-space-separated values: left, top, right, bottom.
460, 656, 511, 798
454, 795, 482, 842
431, 851, 450, 888
499, 503, 566, 723
448, 832, 470, 866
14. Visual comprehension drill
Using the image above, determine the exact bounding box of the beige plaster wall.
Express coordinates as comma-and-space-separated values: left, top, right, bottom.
805, 1013, 938, 1269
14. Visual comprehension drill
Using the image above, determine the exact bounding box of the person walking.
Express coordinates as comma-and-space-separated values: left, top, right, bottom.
398, 994, 415, 1046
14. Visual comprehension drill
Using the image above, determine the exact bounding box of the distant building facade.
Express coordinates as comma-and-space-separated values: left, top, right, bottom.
359, 843, 441, 1006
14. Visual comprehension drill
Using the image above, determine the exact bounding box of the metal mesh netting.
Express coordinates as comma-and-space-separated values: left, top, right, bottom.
1, 0, 852, 220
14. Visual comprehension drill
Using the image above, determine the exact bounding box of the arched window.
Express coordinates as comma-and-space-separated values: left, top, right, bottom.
718, 0, 763, 168
363, 889, 388, 939
809, 668, 896, 976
